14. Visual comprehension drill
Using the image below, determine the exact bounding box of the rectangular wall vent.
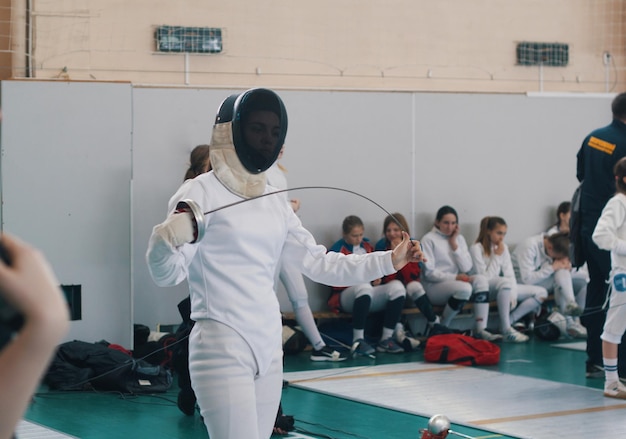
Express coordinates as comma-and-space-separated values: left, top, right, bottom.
155, 26, 222, 53
516, 42, 568, 66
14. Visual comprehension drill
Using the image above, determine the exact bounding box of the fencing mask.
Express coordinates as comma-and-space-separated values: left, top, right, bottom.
209, 88, 288, 198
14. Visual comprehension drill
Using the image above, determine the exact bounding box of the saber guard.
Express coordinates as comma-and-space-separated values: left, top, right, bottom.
176, 199, 205, 243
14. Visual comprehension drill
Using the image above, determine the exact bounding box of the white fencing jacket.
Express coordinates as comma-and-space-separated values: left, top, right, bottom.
420, 227, 473, 283
511, 234, 553, 285
593, 193, 626, 271
147, 171, 395, 374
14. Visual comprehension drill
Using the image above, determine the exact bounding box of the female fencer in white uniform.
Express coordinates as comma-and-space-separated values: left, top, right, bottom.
420, 205, 495, 339
265, 148, 347, 361
146, 88, 423, 439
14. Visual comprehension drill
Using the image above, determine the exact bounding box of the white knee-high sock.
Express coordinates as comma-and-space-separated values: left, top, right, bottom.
353, 329, 365, 342
381, 327, 394, 340
510, 297, 541, 324
604, 357, 619, 382
294, 304, 325, 350
497, 291, 512, 331
441, 304, 459, 327
474, 302, 490, 332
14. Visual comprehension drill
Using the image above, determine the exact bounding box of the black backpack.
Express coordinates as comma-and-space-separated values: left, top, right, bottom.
44, 340, 172, 394
569, 182, 585, 268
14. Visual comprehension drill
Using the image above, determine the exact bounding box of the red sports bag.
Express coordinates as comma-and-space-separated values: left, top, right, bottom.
424, 333, 500, 366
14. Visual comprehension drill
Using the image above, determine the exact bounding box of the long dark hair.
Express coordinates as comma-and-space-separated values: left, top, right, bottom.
475, 216, 506, 257
380, 213, 409, 248
434, 205, 458, 228
184, 144, 211, 181
553, 201, 571, 230
382, 213, 410, 236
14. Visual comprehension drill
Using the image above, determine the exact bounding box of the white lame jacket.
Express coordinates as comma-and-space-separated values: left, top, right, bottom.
420, 227, 473, 282
146, 171, 395, 374
469, 242, 515, 281
511, 234, 553, 285
593, 193, 626, 271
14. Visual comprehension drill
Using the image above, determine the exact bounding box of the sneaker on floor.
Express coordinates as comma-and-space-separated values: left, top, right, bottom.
400, 336, 421, 351
512, 321, 527, 333
566, 321, 587, 339
394, 323, 420, 351
394, 322, 407, 342
376, 337, 405, 353
586, 363, 605, 378
310, 345, 348, 362
503, 328, 529, 343
474, 330, 503, 342
564, 302, 583, 317
350, 338, 376, 358
604, 380, 626, 399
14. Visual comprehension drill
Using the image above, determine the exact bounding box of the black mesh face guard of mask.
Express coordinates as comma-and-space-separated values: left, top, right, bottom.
214, 88, 288, 174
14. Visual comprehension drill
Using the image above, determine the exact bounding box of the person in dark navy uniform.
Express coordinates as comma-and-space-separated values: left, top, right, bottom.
577, 92, 626, 379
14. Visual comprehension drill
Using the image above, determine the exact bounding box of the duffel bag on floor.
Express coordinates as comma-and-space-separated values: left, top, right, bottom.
424, 333, 500, 366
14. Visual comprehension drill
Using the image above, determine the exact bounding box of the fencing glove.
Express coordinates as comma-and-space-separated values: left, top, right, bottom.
154, 212, 194, 248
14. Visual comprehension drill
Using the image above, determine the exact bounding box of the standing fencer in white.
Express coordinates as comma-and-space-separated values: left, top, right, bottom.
146, 88, 424, 439
592, 156, 626, 398
265, 148, 347, 361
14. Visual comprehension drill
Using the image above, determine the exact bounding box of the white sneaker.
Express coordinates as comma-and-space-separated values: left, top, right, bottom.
395, 322, 421, 351
566, 321, 587, 339
564, 302, 583, 317
503, 328, 529, 343
394, 322, 406, 342
512, 321, 527, 332
474, 330, 503, 341
604, 380, 626, 399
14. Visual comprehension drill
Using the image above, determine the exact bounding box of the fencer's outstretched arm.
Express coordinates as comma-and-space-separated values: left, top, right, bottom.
147, 205, 425, 287
0, 234, 69, 439
285, 219, 425, 286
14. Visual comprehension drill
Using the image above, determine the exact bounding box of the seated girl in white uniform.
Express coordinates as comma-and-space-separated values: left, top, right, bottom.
546, 200, 590, 289
328, 215, 406, 356
470, 216, 548, 343
420, 205, 497, 340
511, 231, 587, 339
375, 213, 445, 336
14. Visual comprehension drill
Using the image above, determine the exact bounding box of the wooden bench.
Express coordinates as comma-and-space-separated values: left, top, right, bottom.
282, 294, 555, 325
281, 302, 477, 323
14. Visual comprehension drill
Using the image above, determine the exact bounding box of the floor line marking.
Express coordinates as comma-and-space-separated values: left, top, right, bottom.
470, 402, 626, 425
289, 364, 463, 384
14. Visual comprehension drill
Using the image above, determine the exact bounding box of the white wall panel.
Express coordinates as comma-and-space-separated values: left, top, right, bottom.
0, 81, 616, 336
0, 80, 132, 345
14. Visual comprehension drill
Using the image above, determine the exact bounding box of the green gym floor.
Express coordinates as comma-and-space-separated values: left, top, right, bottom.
19, 334, 622, 439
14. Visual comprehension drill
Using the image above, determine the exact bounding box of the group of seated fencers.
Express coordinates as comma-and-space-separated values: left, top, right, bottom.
305, 202, 586, 360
